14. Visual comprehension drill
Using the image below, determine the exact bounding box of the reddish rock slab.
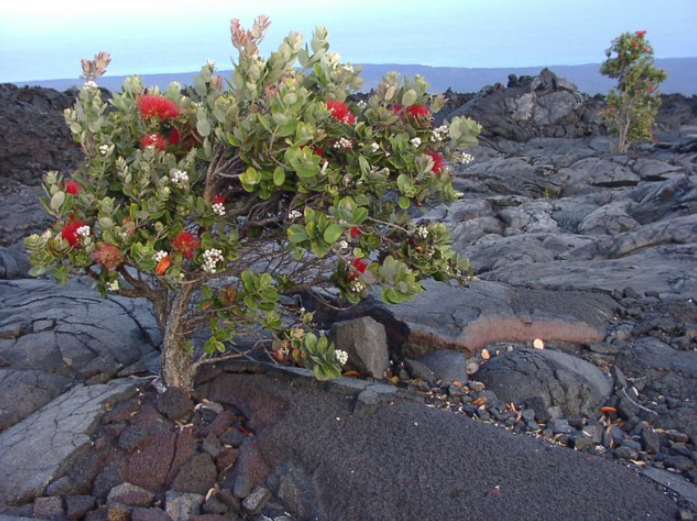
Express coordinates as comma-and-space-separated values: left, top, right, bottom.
338, 279, 618, 357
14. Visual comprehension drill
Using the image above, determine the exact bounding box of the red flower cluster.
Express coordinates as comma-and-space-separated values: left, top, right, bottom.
137, 94, 180, 121
64, 180, 81, 195
172, 230, 200, 260
326, 100, 356, 124
635, 30, 647, 37
62, 219, 86, 248
167, 128, 181, 145
349, 226, 362, 239
213, 194, 226, 205
406, 104, 431, 120
425, 150, 446, 174
140, 133, 167, 151
91, 242, 124, 270
349, 258, 368, 280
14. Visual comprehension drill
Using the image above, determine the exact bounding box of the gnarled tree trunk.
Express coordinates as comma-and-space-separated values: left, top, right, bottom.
160, 282, 196, 393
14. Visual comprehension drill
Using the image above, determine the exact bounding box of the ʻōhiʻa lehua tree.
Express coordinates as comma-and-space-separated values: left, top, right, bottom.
25, 15, 481, 393
600, 30, 667, 152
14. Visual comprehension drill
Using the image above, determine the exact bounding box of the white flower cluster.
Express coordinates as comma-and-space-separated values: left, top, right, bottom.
431, 124, 449, 143
82, 81, 98, 90
349, 280, 365, 293
333, 137, 353, 150
335, 349, 349, 366
212, 203, 226, 216
337, 240, 349, 250
170, 170, 189, 185
459, 152, 475, 164
202, 248, 224, 274
99, 144, 111, 156
287, 210, 302, 221
415, 225, 429, 239
357, 100, 367, 111
153, 250, 169, 262
370, 142, 380, 153
106, 280, 120, 292
410, 137, 422, 148
76, 225, 91, 238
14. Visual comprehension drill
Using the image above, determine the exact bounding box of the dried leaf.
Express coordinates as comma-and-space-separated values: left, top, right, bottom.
472, 396, 488, 406
343, 370, 361, 378
600, 406, 618, 414
452, 380, 463, 388
481, 349, 491, 360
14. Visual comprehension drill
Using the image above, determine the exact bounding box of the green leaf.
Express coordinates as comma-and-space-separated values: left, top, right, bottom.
52, 264, 69, 285
50, 191, 65, 213
398, 196, 411, 209
240, 167, 261, 185
313, 364, 330, 380
287, 224, 308, 244
382, 288, 406, 304
273, 167, 286, 186
28, 266, 48, 277
194, 76, 207, 97
196, 114, 211, 137
226, 131, 240, 147
323, 223, 344, 244
351, 207, 368, 225
241, 270, 257, 291
402, 89, 417, 107
358, 156, 371, 176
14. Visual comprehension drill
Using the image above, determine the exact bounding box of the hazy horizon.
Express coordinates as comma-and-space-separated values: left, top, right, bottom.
2, 0, 697, 84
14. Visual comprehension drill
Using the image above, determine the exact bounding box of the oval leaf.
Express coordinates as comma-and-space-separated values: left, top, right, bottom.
273, 167, 286, 186
323, 223, 344, 244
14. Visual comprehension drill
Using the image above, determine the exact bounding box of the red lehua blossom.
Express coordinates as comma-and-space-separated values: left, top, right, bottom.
351, 257, 368, 274
406, 104, 431, 120
172, 230, 200, 260
301, 145, 325, 157
91, 242, 124, 271
61, 219, 87, 248
425, 150, 446, 174
349, 227, 362, 239
213, 194, 226, 205
137, 94, 180, 121
326, 99, 356, 125
141, 133, 167, 151
635, 30, 647, 37
167, 128, 181, 145
155, 255, 171, 276
64, 180, 81, 195
392, 103, 403, 114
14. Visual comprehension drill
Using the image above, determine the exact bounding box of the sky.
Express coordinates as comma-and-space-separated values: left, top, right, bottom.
1, 0, 696, 83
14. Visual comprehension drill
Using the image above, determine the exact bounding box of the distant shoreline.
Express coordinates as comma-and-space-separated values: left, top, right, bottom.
9, 57, 697, 96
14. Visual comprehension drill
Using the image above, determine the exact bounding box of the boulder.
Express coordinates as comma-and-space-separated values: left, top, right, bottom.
329, 317, 389, 379
449, 69, 598, 141
475, 347, 613, 420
